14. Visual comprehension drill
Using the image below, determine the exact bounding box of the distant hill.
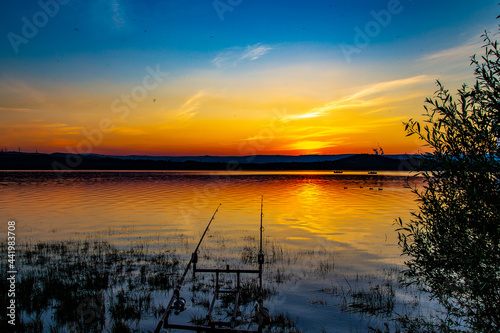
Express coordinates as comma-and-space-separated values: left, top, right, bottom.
66, 153, 356, 164
0, 152, 421, 171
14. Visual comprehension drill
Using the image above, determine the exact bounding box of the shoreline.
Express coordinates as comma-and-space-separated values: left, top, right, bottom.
0, 152, 422, 171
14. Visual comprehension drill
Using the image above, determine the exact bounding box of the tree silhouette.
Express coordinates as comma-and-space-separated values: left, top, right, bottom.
397, 23, 500, 332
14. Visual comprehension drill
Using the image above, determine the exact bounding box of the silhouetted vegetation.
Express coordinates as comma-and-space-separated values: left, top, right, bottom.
0, 240, 180, 332
0, 239, 298, 332
397, 24, 500, 332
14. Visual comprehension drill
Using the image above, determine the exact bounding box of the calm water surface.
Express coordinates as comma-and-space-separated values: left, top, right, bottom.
0, 170, 425, 331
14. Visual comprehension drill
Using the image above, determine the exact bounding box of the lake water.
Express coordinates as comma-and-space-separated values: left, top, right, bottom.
0, 170, 430, 332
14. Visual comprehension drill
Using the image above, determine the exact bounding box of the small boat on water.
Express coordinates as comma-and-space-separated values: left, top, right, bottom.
333, 170, 343, 174
368, 171, 378, 175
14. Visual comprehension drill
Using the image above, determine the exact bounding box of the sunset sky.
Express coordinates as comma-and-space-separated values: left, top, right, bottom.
0, 0, 497, 156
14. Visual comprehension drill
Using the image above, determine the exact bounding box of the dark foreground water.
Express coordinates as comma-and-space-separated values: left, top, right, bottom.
0, 171, 439, 332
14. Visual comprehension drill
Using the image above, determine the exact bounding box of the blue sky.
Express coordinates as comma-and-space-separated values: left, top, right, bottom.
0, 0, 498, 155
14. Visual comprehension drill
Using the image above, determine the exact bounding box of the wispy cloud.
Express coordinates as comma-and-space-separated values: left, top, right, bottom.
110, 0, 126, 29
421, 36, 483, 63
284, 75, 432, 121
0, 107, 36, 112
282, 140, 342, 152
240, 44, 272, 61
213, 43, 272, 68
112, 127, 147, 136
0, 123, 84, 135
420, 23, 499, 65
173, 89, 208, 122
417, 27, 500, 85
349, 75, 432, 100
0, 80, 47, 104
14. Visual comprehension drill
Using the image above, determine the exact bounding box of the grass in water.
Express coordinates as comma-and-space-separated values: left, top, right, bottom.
0, 240, 297, 332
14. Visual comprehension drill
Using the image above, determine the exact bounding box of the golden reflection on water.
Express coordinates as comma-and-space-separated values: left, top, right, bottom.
0, 170, 428, 332
0, 171, 421, 271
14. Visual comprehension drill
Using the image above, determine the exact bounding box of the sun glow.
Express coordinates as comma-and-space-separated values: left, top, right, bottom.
0, 1, 492, 156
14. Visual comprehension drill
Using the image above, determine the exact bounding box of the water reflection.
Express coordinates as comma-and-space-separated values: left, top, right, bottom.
0, 171, 425, 332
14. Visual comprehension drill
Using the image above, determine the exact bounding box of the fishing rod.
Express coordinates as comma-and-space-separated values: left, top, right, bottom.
258, 196, 264, 304
260, 196, 263, 258
154, 203, 221, 333
256, 196, 270, 325
258, 195, 264, 271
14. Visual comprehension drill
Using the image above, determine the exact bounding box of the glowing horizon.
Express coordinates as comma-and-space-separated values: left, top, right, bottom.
0, 1, 497, 157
